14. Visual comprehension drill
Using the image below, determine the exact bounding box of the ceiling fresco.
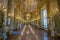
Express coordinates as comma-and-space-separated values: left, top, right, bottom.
12, 0, 45, 22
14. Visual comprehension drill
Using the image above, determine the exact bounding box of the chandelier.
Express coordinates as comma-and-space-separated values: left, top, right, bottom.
24, 0, 37, 12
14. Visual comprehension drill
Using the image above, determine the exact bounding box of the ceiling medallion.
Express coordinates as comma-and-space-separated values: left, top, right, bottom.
24, 0, 37, 12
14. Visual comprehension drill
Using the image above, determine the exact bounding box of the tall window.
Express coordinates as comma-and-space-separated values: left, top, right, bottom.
8, 18, 11, 25
42, 8, 47, 29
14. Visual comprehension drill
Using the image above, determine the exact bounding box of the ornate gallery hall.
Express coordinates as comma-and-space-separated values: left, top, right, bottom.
0, 0, 60, 40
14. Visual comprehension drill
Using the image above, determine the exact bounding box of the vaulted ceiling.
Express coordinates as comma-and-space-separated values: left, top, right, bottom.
12, 0, 46, 10
6, 0, 59, 22
11, 0, 46, 22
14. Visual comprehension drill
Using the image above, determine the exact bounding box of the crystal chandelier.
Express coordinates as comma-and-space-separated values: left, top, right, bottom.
24, 0, 37, 12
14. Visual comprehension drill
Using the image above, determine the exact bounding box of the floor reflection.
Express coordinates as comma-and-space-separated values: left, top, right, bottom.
7, 24, 54, 40
43, 32, 48, 40
20, 25, 39, 40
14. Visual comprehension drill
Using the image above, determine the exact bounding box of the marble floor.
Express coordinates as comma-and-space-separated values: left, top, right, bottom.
7, 25, 54, 40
